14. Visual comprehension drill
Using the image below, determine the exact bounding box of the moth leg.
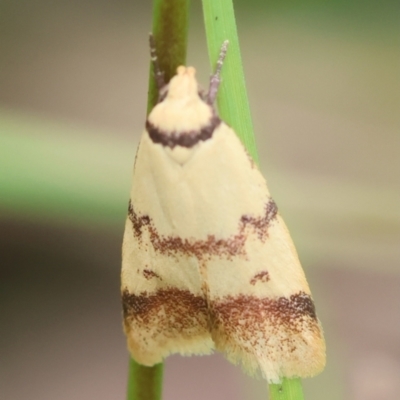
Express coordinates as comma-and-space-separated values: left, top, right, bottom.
207, 40, 229, 105
149, 33, 166, 94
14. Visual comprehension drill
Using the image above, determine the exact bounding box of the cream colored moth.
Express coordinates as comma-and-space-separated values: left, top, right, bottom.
121, 38, 326, 383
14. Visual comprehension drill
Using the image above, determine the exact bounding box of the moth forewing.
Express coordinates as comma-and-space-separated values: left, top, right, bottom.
121, 42, 326, 382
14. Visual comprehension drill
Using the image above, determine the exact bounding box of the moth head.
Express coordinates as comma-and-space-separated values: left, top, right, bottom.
147, 65, 217, 166
163, 66, 199, 102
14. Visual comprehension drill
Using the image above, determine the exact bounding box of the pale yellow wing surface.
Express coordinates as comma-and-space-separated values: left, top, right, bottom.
121, 66, 325, 382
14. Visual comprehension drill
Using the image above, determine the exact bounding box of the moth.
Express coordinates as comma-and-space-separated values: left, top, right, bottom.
121, 38, 326, 383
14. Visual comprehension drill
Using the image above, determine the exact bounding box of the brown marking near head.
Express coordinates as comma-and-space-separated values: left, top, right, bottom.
127, 197, 278, 259
146, 114, 221, 149
122, 287, 209, 332
142, 269, 162, 280
250, 270, 270, 285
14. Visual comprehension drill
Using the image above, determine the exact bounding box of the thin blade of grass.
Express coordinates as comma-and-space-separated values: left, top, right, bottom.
202, 0, 258, 163
127, 359, 164, 400
269, 378, 305, 400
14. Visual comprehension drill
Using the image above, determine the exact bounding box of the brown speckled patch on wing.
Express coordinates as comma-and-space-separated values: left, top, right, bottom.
142, 269, 162, 280
127, 198, 278, 260
122, 287, 211, 364
122, 287, 208, 327
210, 292, 324, 378
240, 198, 278, 241
250, 270, 270, 285
211, 292, 317, 332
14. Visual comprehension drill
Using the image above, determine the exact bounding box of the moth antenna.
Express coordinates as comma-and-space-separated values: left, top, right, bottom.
149, 33, 165, 93
207, 40, 229, 105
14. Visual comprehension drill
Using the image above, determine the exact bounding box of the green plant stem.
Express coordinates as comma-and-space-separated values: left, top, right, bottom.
127, 1, 189, 400
269, 378, 305, 400
127, 358, 164, 400
202, 1, 305, 399
202, 0, 258, 163
147, 0, 190, 114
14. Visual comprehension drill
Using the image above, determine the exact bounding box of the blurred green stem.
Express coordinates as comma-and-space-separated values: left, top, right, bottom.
127, 359, 164, 400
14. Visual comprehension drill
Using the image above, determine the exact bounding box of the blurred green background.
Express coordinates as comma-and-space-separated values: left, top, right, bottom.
1, 1, 399, 399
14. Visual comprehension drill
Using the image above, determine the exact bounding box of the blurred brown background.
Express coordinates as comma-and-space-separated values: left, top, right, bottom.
1, 1, 399, 399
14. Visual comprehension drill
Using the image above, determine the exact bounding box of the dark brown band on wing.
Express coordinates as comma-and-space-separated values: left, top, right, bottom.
212, 291, 317, 325
128, 198, 278, 260
211, 291, 319, 348
210, 292, 322, 364
146, 114, 221, 149
122, 288, 208, 327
